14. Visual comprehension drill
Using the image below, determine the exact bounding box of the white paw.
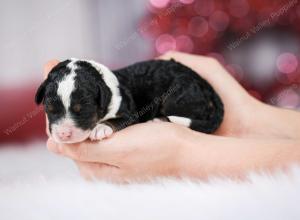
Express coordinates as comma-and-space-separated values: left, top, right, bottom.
89, 124, 113, 141
149, 118, 164, 123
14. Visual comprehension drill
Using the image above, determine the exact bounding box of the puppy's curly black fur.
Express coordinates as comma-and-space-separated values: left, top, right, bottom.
36, 58, 224, 142
112, 59, 224, 133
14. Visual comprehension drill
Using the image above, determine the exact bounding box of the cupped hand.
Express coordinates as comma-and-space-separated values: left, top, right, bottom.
159, 51, 263, 137
159, 51, 300, 139
47, 121, 193, 183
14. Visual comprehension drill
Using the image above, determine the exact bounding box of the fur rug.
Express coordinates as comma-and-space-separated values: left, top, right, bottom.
0, 142, 299, 220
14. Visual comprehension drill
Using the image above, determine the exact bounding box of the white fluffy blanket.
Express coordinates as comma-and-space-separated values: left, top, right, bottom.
0, 142, 299, 220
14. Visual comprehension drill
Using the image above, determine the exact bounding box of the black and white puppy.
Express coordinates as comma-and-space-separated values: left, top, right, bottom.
35, 58, 224, 143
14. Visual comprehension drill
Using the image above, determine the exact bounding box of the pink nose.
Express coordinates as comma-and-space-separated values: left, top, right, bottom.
58, 128, 72, 140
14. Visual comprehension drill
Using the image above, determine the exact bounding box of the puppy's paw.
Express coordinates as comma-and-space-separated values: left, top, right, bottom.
89, 124, 113, 141
150, 118, 163, 123
148, 117, 168, 123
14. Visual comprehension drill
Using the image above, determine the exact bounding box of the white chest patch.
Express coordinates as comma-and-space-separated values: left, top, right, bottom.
57, 62, 77, 110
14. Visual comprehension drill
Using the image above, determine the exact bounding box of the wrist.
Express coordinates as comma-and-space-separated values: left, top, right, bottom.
177, 131, 300, 180
248, 100, 300, 139
178, 133, 239, 179
175, 130, 213, 179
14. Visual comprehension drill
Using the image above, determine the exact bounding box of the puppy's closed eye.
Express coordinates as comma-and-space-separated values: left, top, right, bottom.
72, 104, 82, 113
47, 104, 61, 115
47, 104, 55, 113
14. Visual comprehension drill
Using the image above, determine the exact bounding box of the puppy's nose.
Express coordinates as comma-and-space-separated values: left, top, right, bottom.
58, 128, 72, 140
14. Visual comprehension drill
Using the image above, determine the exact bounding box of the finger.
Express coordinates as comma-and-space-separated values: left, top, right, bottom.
158, 51, 218, 72
74, 160, 127, 183
157, 51, 222, 80
57, 139, 121, 164
45, 115, 50, 137
43, 59, 59, 79
157, 50, 184, 60
46, 138, 61, 154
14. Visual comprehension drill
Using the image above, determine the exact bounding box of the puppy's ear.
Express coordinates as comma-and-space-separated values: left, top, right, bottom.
97, 81, 111, 113
35, 80, 49, 105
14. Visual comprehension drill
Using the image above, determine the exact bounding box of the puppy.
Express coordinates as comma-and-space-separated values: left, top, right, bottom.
35, 58, 224, 143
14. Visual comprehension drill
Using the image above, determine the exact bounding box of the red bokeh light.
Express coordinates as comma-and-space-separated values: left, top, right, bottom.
276, 53, 298, 74
209, 11, 230, 32
188, 16, 209, 37
229, 0, 250, 18
179, 0, 194, 5
149, 0, 170, 8
155, 34, 176, 54
175, 35, 194, 52
194, 0, 215, 16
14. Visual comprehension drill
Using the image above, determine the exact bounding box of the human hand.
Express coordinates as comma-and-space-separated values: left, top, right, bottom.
47, 119, 300, 183
47, 121, 194, 183
159, 51, 261, 137
159, 51, 300, 139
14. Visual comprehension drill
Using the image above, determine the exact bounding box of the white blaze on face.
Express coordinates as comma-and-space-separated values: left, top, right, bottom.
57, 62, 76, 110
52, 60, 90, 143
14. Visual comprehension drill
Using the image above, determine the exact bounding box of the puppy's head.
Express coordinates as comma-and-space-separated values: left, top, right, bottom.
35, 59, 119, 143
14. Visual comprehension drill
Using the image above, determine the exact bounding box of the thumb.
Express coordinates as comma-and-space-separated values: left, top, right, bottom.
43, 59, 59, 79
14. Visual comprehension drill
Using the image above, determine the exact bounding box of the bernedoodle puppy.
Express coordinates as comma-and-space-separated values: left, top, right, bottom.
35, 58, 224, 143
